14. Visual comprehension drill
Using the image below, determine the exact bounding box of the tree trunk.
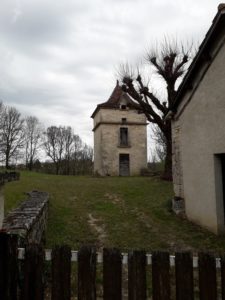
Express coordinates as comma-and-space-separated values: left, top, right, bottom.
55, 162, 60, 175
66, 158, 70, 175
161, 123, 172, 181
28, 161, 33, 171
5, 155, 9, 169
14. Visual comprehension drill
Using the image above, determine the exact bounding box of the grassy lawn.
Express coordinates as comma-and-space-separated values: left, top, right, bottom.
4, 171, 225, 253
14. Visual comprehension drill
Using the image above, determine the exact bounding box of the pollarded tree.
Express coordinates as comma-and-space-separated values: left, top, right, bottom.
120, 39, 193, 180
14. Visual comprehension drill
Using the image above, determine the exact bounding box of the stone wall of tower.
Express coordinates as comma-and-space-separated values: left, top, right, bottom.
93, 108, 147, 176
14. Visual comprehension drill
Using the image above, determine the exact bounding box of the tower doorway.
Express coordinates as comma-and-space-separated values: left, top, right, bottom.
119, 154, 130, 176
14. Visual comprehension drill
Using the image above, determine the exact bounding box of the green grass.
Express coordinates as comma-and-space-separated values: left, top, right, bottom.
4, 171, 225, 252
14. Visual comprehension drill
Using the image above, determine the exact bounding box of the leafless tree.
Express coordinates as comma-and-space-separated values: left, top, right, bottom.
119, 38, 193, 180
79, 144, 93, 174
23, 116, 43, 171
0, 102, 4, 161
71, 134, 82, 175
0, 102, 3, 116
64, 126, 74, 175
151, 124, 166, 162
0, 105, 24, 168
43, 126, 93, 175
43, 126, 66, 175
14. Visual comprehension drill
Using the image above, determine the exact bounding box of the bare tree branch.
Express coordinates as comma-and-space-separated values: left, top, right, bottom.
23, 116, 43, 171
0, 105, 24, 168
119, 37, 195, 180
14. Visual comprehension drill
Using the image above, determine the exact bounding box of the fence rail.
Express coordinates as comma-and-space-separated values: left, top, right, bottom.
1, 233, 225, 299
17, 247, 222, 268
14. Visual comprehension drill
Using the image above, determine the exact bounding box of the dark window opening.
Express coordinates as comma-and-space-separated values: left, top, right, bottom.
121, 105, 127, 110
122, 118, 127, 123
120, 127, 128, 146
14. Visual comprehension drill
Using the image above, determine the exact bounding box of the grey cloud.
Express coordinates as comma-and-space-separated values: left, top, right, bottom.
0, 0, 221, 147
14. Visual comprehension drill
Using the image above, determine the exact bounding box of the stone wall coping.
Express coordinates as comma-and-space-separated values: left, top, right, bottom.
2, 191, 49, 235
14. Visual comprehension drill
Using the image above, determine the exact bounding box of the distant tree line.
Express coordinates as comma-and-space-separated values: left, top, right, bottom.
0, 102, 93, 175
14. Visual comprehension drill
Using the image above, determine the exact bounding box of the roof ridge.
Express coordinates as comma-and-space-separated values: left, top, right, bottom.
91, 82, 140, 118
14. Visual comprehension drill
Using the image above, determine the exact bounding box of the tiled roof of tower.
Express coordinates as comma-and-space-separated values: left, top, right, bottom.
91, 81, 140, 118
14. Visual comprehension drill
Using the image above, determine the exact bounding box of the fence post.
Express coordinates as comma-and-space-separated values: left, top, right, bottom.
221, 255, 225, 300
0, 233, 18, 300
103, 248, 122, 300
198, 252, 217, 300
152, 251, 170, 300
175, 252, 194, 300
128, 250, 146, 300
21, 244, 45, 300
51, 245, 71, 300
78, 246, 96, 300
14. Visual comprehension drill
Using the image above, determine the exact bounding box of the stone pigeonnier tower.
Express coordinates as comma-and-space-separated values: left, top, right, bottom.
91, 82, 147, 176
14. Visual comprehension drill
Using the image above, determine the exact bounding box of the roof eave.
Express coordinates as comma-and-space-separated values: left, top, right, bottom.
171, 9, 225, 112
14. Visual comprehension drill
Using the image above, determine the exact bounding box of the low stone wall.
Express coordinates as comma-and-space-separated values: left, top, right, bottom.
0, 171, 20, 185
2, 191, 49, 245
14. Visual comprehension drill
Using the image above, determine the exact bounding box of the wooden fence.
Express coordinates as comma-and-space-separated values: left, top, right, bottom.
0, 233, 225, 299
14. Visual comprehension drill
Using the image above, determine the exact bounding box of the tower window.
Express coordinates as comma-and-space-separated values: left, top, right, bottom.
120, 127, 128, 146
122, 118, 127, 123
121, 105, 127, 110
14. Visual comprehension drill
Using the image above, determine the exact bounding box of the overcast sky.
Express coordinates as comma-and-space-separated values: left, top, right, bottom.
0, 0, 221, 146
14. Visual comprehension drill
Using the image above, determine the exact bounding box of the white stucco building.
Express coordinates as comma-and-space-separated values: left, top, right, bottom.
169, 4, 225, 234
91, 82, 147, 176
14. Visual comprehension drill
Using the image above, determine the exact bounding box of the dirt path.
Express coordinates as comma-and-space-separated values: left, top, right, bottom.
87, 213, 107, 248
